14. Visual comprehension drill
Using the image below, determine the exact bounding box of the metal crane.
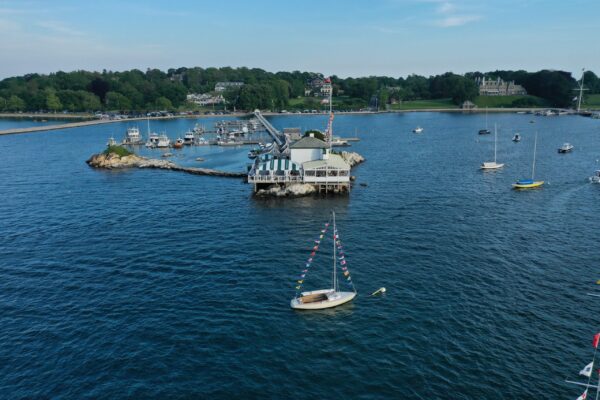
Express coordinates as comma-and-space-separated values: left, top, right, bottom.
253, 110, 289, 155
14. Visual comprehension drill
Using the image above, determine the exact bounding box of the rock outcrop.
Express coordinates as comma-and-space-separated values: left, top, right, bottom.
340, 151, 365, 167
256, 183, 317, 197
86, 152, 245, 178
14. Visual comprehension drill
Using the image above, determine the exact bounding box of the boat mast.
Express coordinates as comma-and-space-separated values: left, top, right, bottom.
485, 107, 488, 130
578, 68, 585, 113
532, 131, 538, 180
332, 210, 337, 292
494, 123, 497, 163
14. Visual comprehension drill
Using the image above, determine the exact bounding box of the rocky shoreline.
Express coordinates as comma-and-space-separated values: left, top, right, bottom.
86, 152, 246, 178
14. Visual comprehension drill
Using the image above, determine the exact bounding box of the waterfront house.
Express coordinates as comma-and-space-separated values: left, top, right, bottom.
215, 82, 245, 92
475, 76, 527, 96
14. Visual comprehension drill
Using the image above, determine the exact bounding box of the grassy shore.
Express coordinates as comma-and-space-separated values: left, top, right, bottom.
389, 99, 457, 110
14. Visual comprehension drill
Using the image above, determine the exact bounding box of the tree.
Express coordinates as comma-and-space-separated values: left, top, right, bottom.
45, 88, 62, 112
0, 96, 6, 111
523, 70, 577, 107
106, 91, 131, 110
89, 77, 110, 103
7, 95, 25, 111
154, 96, 173, 110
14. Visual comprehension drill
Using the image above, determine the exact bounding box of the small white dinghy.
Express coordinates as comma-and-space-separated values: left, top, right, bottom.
291, 211, 357, 310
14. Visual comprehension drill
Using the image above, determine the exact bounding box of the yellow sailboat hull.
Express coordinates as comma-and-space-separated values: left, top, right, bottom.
512, 181, 544, 189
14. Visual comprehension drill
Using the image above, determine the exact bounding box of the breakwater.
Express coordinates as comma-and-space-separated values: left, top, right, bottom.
86, 152, 246, 178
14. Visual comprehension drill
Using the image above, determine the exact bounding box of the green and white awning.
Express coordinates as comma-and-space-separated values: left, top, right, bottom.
259, 158, 300, 172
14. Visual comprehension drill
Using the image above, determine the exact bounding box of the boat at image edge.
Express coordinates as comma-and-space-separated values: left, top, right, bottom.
291, 211, 357, 310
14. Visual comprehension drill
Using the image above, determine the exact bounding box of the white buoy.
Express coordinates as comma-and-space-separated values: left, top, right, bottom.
371, 287, 386, 296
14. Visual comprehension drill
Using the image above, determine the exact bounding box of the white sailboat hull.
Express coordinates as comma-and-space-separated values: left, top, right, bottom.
481, 162, 504, 169
290, 289, 356, 310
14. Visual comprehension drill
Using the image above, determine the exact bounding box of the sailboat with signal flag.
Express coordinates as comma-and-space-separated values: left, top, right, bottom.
566, 332, 600, 400
290, 211, 357, 310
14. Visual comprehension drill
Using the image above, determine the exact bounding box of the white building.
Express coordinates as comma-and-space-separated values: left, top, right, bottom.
248, 135, 351, 193
290, 136, 328, 165
215, 82, 244, 92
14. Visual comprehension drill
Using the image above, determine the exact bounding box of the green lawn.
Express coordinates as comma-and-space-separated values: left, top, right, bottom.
583, 94, 600, 110
389, 98, 457, 110
473, 95, 549, 108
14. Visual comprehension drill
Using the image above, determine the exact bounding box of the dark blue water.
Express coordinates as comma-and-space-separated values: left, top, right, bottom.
1, 113, 600, 398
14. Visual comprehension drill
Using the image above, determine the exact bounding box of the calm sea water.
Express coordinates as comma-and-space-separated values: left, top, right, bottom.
0, 117, 72, 130
1, 112, 600, 399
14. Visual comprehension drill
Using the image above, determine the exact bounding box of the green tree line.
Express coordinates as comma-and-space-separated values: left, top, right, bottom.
0, 66, 590, 112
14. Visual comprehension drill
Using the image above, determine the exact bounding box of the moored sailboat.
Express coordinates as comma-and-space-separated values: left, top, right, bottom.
513, 131, 544, 189
481, 124, 504, 170
290, 211, 357, 310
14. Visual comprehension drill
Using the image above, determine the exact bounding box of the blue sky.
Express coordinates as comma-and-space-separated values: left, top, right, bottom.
0, 0, 598, 79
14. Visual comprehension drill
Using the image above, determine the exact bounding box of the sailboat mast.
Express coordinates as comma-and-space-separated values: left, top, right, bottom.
485, 107, 488, 130
532, 131, 538, 180
329, 77, 333, 152
578, 68, 585, 113
494, 123, 497, 163
332, 211, 337, 292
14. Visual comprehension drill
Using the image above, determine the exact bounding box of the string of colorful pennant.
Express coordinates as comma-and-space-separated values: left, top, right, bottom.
335, 227, 356, 292
294, 221, 331, 294
567, 332, 600, 399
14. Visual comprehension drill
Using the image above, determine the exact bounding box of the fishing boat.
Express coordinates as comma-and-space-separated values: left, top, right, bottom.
512, 133, 521, 142
121, 127, 144, 145
481, 124, 504, 170
513, 132, 544, 189
196, 137, 208, 146
558, 143, 574, 153
173, 138, 184, 149
479, 107, 490, 134
291, 211, 357, 310
589, 170, 600, 184
183, 130, 195, 145
413, 126, 423, 133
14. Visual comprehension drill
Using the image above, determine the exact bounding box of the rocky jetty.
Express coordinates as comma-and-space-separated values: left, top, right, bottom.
86, 152, 245, 178
339, 151, 365, 167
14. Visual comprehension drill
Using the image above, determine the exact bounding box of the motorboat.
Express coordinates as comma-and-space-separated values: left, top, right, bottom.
156, 134, 171, 148
173, 138, 184, 149
106, 137, 117, 147
558, 143, 574, 153
413, 126, 424, 133
512, 133, 521, 142
589, 170, 600, 184
122, 127, 144, 145
183, 130, 195, 145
